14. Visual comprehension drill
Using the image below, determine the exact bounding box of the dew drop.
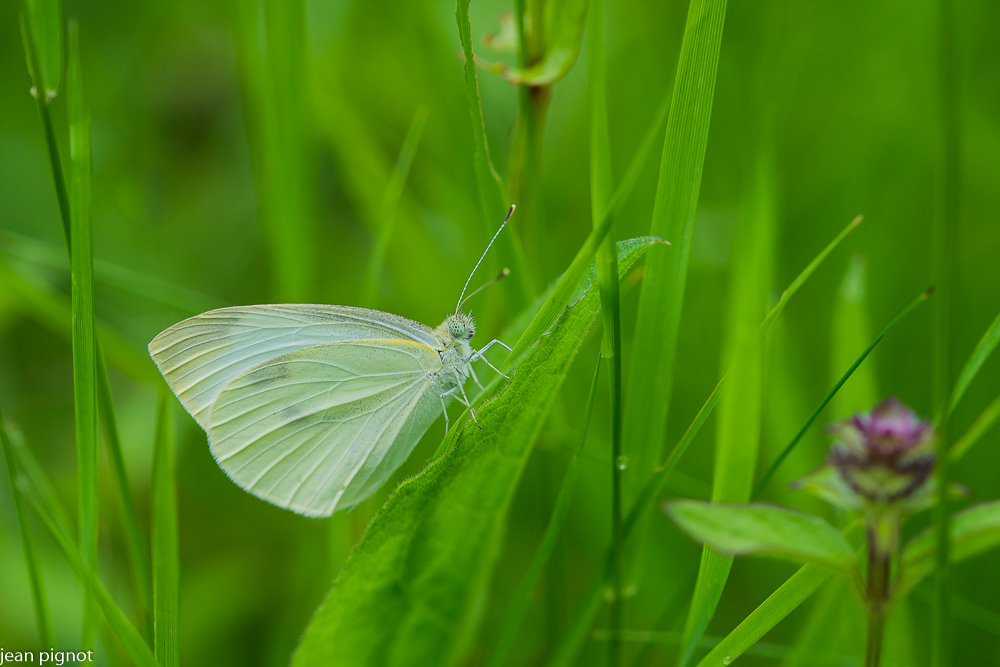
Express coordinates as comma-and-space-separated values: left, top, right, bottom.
722, 657, 733, 665
615, 455, 629, 471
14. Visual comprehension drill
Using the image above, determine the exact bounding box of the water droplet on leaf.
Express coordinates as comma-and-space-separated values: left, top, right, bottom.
615, 455, 628, 471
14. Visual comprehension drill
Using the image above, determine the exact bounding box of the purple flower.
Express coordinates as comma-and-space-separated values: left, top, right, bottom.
828, 397, 936, 506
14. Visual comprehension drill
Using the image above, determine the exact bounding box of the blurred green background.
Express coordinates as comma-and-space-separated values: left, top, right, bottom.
2, 0, 999, 664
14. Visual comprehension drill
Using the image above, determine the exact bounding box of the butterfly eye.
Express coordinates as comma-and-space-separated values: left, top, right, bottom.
448, 320, 466, 339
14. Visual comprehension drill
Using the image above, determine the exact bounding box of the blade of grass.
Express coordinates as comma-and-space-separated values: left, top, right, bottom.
831, 255, 879, 415
621, 0, 728, 520
549, 217, 859, 666
587, 0, 625, 662
949, 394, 1000, 463
361, 107, 429, 306
20, 0, 68, 244
21, 481, 159, 667
237, 0, 314, 301
499, 101, 674, 375
1, 405, 54, 645
752, 287, 935, 500
486, 357, 601, 667
68, 19, 100, 644
942, 307, 1000, 420
151, 390, 179, 667
932, 0, 960, 660
677, 152, 775, 667
97, 353, 153, 637
455, 0, 535, 302
0, 229, 227, 313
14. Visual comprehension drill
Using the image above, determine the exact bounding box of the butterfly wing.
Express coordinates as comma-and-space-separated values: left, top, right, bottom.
148, 305, 441, 429
207, 339, 445, 516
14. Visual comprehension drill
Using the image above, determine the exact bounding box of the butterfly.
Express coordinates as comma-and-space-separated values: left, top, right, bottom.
149, 206, 514, 517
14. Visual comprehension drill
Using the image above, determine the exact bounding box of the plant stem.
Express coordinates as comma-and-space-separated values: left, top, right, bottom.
864, 521, 894, 667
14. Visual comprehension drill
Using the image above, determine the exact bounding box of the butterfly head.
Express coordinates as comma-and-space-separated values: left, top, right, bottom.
445, 312, 476, 342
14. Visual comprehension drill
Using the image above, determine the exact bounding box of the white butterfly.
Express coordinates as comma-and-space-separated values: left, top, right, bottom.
149, 207, 514, 517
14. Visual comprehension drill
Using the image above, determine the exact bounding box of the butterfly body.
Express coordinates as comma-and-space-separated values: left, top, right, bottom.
150, 305, 482, 516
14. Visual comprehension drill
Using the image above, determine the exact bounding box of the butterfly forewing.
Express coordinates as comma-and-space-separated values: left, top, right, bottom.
148, 305, 441, 429
208, 339, 444, 516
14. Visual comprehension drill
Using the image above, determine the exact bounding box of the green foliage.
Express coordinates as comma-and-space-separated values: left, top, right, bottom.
664, 501, 856, 571
900, 499, 1000, 594
499, 0, 588, 86
151, 392, 179, 667
293, 239, 657, 666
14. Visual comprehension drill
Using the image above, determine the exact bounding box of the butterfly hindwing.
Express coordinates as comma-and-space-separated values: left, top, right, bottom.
207, 339, 444, 516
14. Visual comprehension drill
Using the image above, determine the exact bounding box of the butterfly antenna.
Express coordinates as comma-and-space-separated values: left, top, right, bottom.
458, 267, 510, 311
455, 204, 515, 314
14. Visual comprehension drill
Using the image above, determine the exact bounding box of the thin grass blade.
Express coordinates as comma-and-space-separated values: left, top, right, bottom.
943, 308, 1000, 420
753, 287, 934, 500
152, 390, 179, 666
1, 406, 53, 645
68, 19, 100, 643
949, 393, 1000, 463
455, 0, 534, 302
831, 254, 879, 414
361, 107, 429, 306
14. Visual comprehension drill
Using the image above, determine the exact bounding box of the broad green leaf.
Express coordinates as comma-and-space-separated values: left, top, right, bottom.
899, 499, 1000, 594
498, 0, 588, 86
292, 239, 659, 667
664, 501, 857, 572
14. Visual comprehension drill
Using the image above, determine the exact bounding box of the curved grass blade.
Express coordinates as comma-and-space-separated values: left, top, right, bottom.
499, 0, 587, 86
152, 392, 179, 667
949, 393, 1000, 463
752, 287, 934, 500
21, 482, 158, 667
1, 406, 53, 645
943, 307, 1000, 421
361, 107, 428, 306
486, 357, 601, 667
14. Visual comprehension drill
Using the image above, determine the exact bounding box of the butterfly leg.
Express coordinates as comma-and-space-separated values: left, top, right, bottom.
439, 386, 462, 436
467, 339, 512, 380
457, 383, 482, 430
469, 364, 485, 390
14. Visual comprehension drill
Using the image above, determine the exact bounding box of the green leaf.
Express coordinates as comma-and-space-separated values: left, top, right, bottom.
292, 239, 658, 667
899, 499, 1000, 594
499, 0, 588, 86
152, 392, 179, 667
950, 393, 1000, 463
664, 500, 857, 572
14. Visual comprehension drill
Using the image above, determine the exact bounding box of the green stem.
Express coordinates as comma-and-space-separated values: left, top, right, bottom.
864, 519, 895, 667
